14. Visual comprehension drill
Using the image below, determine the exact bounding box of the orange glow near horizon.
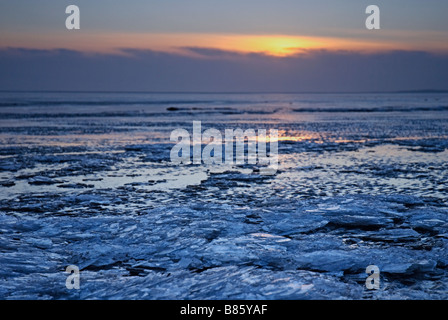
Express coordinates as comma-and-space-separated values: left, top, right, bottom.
2, 31, 448, 57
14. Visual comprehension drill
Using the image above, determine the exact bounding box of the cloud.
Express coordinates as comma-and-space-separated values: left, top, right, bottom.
177, 47, 253, 59
0, 47, 447, 92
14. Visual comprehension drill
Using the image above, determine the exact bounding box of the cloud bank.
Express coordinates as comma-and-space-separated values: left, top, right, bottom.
1, 47, 447, 92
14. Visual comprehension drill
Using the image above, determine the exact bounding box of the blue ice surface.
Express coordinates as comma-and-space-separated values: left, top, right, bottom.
0, 92, 447, 299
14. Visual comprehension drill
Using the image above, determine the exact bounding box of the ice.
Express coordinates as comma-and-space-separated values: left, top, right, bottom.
327, 215, 394, 229
1, 194, 446, 299
356, 229, 421, 242
28, 176, 65, 185
0, 92, 448, 299
0, 180, 15, 187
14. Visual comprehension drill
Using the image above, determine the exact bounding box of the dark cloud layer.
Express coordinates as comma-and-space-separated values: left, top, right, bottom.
0, 47, 447, 92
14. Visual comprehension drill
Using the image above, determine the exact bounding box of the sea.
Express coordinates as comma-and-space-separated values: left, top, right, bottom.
0, 91, 447, 299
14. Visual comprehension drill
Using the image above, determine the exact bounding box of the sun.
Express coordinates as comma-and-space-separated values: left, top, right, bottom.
262, 37, 304, 56
226, 35, 323, 57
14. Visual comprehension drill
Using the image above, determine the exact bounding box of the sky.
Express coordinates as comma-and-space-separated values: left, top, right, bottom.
1, 0, 448, 92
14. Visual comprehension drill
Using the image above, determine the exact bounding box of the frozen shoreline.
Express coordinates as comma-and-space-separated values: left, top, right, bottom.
0, 92, 447, 299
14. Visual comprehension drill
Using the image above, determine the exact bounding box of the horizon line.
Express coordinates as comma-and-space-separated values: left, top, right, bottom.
1, 89, 448, 95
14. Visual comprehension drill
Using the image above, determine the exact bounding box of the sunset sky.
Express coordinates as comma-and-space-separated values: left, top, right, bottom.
1, 0, 448, 92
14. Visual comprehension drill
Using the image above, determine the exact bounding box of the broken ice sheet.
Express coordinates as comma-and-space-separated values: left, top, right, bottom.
1, 92, 448, 299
